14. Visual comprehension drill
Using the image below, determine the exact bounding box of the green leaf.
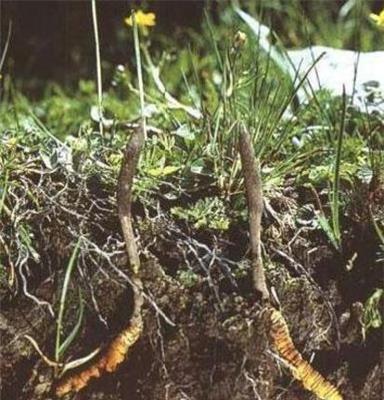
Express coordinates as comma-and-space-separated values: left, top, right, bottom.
363, 289, 383, 332
147, 165, 180, 177
55, 237, 81, 362
0, 171, 8, 217
59, 287, 84, 357
174, 124, 195, 141
316, 211, 340, 250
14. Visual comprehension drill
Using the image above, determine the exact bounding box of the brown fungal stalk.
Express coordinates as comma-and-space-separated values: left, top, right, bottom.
56, 127, 144, 396
238, 123, 342, 400
238, 124, 270, 300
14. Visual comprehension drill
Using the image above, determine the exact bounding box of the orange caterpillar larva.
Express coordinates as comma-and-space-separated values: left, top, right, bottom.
268, 307, 343, 400
56, 318, 143, 396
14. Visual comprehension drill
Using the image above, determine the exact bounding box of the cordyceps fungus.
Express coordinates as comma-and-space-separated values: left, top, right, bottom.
56, 8, 151, 396
55, 126, 145, 397
238, 123, 343, 400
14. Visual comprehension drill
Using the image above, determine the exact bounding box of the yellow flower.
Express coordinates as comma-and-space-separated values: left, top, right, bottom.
370, 9, 384, 27
125, 10, 156, 27
233, 30, 247, 50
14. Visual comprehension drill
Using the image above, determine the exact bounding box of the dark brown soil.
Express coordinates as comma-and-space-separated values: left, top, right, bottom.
1, 172, 383, 400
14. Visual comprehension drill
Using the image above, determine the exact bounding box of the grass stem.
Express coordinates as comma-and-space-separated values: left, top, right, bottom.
55, 238, 81, 364
331, 88, 346, 249
91, 0, 103, 136
132, 10, 146, 137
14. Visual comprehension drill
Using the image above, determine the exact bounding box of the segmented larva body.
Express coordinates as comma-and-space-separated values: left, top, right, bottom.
56, 320, 143, 396
268, 307, 343, 400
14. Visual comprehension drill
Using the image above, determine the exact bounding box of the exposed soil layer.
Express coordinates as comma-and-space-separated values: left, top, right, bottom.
1, 169, 383, 400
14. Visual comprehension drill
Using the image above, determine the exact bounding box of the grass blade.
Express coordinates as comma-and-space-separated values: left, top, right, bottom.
91, 0, 103, 136
59, 287, 84, 357
55, 237, 81, 363
331, 88, 346, 249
